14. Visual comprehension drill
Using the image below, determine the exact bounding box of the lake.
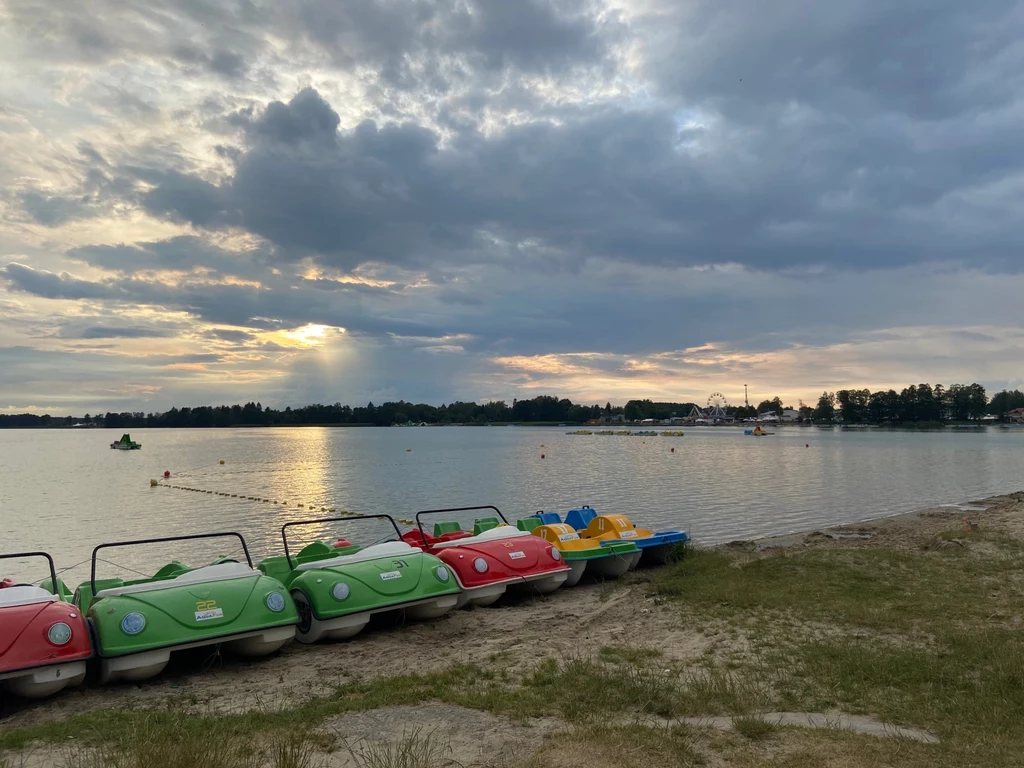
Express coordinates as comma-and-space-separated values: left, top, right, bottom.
2, 425, 1022, 582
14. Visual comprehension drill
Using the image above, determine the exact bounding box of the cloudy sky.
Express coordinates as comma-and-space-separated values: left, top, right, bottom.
1, 0, 1022, 414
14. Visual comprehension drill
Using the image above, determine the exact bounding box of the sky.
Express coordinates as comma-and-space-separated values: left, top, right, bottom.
1, 0, 1023, 415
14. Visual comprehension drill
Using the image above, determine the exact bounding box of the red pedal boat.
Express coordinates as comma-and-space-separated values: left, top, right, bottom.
402, 505, 570, 608
0, 552, 92, 699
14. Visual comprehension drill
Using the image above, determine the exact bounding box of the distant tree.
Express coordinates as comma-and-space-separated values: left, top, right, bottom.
813, 392, 836, 422
623, 400, 643, 421
989, 389, 1024, 417
836, 389, 869, 423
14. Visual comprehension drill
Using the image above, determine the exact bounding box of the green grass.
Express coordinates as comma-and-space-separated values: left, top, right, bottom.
648, 539, 1024, 766
732, 715, 778, 741
598, 646, 664, 665
343, 729, 456, 768
37, 713, 328, 768
526, 724, 703, 768
648, 542, 1022, 633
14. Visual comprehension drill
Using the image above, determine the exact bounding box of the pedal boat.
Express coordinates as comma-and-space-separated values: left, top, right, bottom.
258, 514, 460, 644
0, 552, 91, 699
110, 433, 141, 449
517, 515, 639, 586
564, 506, 689, 566
73, 532, 297, 684
401, 506, 570, 608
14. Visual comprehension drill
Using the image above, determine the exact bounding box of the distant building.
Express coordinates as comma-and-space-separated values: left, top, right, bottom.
781, 409, 801, 422
1009, 408, 1024, 423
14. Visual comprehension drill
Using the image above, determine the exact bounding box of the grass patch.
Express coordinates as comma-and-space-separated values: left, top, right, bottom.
529, 724, 702, 768
599, 646, 663, 666
39, 712, 328, 768
344, 728, 456, 768
650, 542, 1024, 766
731, 715, 777, 741
649, 546, 1023, 633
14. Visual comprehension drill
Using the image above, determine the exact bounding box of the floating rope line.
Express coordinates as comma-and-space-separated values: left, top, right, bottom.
154, 481, 418, 526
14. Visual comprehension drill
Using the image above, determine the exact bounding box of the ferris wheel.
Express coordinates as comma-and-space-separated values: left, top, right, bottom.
706, 393, 729, 418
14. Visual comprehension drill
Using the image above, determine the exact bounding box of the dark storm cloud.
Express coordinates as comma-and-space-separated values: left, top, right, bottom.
64, 326, 178, 339
66, 237, 270, 278
14, 143, 137, 227
641, 0, 1022, 121
1, 262, 453, 339
12, 2, 1017, 275
171, 43, 249, 79
134, 83, 1024, 273
203, 328, 256, 342
135, 170, 239, 229
19, 193, 93, 227
6, 0, 607, 88
1, 263, 120, 301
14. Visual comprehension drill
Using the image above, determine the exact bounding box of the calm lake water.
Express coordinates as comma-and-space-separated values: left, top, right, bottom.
2, 426, 1022, 582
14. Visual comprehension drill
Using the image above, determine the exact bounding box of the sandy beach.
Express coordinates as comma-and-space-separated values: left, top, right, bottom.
3, 490, 1022, 767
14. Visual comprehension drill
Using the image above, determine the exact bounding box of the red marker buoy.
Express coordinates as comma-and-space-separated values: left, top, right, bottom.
541, 453, 545, 459
805, 444, 809, 448
163, 470, 171, 478
670, 447, 675, 453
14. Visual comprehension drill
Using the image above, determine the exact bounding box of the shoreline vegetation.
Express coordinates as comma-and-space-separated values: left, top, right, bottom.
2, 490, 1023, 767
3, 383, 1024, 430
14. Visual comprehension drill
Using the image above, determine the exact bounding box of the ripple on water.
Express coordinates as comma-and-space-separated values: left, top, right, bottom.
2, 426, 1022, 580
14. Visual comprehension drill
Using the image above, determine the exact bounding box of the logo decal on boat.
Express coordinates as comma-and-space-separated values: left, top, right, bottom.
558, 533, 580, 542
509, 551, 526, 559
380, 570, 402, 580
195, 608, 224, 621
619, 530, 638, 538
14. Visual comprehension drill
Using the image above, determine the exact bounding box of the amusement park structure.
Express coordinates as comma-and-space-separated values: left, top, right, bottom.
689, 393, 734, 424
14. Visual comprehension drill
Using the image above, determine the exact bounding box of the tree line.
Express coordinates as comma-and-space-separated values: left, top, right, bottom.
810, 383, 1021, 425
1, 385, 1022, 429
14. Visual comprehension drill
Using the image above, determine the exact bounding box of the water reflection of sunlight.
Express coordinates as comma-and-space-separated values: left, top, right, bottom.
269, 427, 333, 507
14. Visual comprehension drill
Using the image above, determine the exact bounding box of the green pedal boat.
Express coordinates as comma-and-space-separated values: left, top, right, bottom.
74, 532, 298, 684
258, 514, 461, 644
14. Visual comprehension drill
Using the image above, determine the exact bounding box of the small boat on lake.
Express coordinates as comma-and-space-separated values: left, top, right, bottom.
110, 433, 141, 450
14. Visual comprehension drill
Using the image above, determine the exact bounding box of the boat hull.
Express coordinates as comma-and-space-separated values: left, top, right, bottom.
0, 661, 87, 699
98, 625, 295, 684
